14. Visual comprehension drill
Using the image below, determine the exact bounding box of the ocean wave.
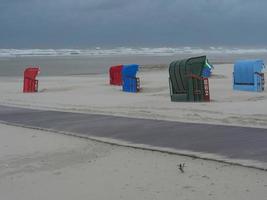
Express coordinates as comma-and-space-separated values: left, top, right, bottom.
1, 47, 267, 57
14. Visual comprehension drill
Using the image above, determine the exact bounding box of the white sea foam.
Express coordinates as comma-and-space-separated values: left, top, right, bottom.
0, 47, 267, 57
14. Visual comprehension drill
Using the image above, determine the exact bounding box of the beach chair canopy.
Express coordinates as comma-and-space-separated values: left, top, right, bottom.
202, 59, 214, 78
122, 64, 140, 93
233, 60, 265, 92
169, 56, 210, 102
109, 64, 123, 85
23, 66, 40, 93
24, 67, 40, 79
122, 64, 139, 78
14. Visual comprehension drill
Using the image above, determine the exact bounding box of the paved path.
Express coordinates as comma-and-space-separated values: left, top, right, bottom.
0, 105, 267, 166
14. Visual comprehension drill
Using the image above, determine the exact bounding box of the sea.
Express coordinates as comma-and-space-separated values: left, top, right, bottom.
0, 47, 266, 76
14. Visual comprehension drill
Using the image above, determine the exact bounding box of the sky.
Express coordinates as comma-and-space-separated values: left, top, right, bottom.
0, 0, 267, 48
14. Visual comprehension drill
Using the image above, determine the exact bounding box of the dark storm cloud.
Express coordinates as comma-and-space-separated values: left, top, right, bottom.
0, 0, 266, 48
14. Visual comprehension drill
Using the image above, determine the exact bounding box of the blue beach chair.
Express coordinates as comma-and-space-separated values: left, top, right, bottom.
202, 59, 214, 78
233, 60, 265, 92
122, 64, 140, 93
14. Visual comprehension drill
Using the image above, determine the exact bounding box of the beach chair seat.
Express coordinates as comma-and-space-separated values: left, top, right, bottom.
169, 56, 210, 102
109, 65, 123, 85
122, 76, 140, 93
23, 66, 40, 93
122, 64, 140, 93
233, 60, 265, 92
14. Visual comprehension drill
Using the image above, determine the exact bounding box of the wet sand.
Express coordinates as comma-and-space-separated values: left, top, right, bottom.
0, 105, 267, 170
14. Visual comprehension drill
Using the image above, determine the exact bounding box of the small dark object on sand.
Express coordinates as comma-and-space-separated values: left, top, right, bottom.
178, 163, 185, 173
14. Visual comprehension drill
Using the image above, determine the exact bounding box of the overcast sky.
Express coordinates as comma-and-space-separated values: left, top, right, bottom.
0, 0, 266, 48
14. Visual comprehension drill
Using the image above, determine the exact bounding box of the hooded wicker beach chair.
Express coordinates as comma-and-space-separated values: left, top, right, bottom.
122, 64, 140, 93
23, 66, 40, 93
169, 56, 210, 102
109, 65, 123, 85
233, 60, 265, 92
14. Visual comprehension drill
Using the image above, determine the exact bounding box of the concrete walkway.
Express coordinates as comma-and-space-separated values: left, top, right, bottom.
0, 105, 267, 167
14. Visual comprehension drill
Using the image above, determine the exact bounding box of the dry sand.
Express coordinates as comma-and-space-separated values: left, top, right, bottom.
0, 64, 266, 128
1, 123, 267, 200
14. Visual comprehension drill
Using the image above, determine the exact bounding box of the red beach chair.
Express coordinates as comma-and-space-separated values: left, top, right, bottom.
23, 66, 40, 93
109, 65, 123, 85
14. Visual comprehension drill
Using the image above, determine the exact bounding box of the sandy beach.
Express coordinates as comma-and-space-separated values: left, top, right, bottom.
0, 64, 266, 128
1, 123, 267, 200
0, 62, 266, 199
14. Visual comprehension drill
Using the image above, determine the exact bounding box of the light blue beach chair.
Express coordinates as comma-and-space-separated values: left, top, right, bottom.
233, 60, 265, 92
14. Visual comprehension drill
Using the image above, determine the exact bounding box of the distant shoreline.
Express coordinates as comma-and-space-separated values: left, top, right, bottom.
0, 53, 266, 77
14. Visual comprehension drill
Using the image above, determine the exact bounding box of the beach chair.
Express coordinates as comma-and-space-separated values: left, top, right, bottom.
109, 65, 123, 85
23, 66, 40, 93
169, 56, 210, 102
233, 60, 265, 92
122, 64, 140, 93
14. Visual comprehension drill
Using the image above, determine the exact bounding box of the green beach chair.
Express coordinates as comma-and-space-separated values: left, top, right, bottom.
169, 56, 210, 102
